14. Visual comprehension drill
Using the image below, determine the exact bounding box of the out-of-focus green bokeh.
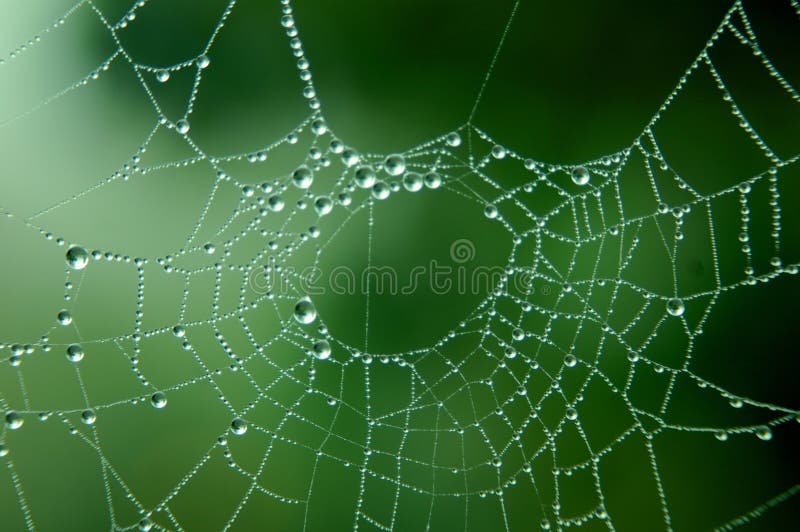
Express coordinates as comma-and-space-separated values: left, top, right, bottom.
0, 0, 798, 530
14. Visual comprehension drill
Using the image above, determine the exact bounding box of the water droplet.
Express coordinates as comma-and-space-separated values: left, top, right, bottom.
57, 310, 72, 326
172, 325, 186, 338
571, 166, 590, 185
176, 119, 190, 135
491, 145, 506, 159
314, 196, 333, 216
666, 298, 685, 317
565, 407, 578, 421
197, 55, 210, 69
354, 166, 377, 189
156, 70, 170, 82
5, 411, 22, 430
446, 132, 462, 147
383, 155, 406, 176
402, 172, 423, 192
424, 172, 442, 189
292, 166, 313, 189
311, 119, 327, 135
372, 181, 390, 200
715, 430, 728, 441
138, 518, 153, 532
755, 426, 772, 441
0, 444, 8, 457
231, 417, 248, 435
81, 409, 97, 425
66, 246, 89, 270
268, 195, 285, 212
151, 392, 167, 409
484, 204, 499, 219
342, 149, 360, 167
564, 354, 577, 368
66, 344, 84, 363
294, 298, 317, 325
313, 340, 331, 360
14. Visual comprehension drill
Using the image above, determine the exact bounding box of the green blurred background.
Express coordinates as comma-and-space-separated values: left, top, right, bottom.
0, 0, 798, 530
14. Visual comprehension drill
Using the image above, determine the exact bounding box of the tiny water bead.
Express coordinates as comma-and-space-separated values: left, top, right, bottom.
138, 518, 153, 532
175, 119, 190, 135
484, 204, 499, 219
383, 154, 406, 176
755, 426, 772, 441
172, 325, 186, 338
565, 407, 578, 421
354, 166, 377, 189
81, 409, 97, 425
445, 132, 462, 147
57, 310, 72, 326
5, 411, 23, 430
402, 172, 423, 192
196, 54, 210, 69
150, 392, 167, 409
292, 166, 313, 189
155, 69, 169, 82
571, 166, 590, 186
268, 195, 285, 212
312, 340, 331, 360
203, 243, 216, 254
293, 298, 317, 325
231, 418, 248, 435
666, 298, 685, 317
66, 344, 84, 363
0, 444, 8, 457
491, 145, 507, 159
564, 354, 577, 368
66, 246, 89, 270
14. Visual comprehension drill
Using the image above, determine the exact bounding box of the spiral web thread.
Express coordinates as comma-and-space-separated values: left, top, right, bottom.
0, 0, 799, 530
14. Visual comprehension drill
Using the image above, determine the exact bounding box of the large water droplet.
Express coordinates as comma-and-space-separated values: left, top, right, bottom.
5, 411, 23, 430
81, 409, 97, 425
383, 155, 406, 176
571, 166, 590, 185
66, 344, 84, 363
666, 298, 685, 317
292, 166, 313, 189
354, 166, 377, 189
66, 246, 89, 270
176, 119, 190, 135
231, 417, 248, 435
57, 310, 72, 326
294, 298, 317, 325
151, 392, 167, 409
313, 340, 331, 360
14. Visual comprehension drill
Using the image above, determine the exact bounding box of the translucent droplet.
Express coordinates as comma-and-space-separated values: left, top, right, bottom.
715, 430, 728, 441
57, 310, 72, 326
66, 344, 84, 363
292, 166, 313, 189
311, 119, 327, 136
81, 409, 97, 425
755, 426, 772, 441
354, 166, 377, 189
402, 172, 423, 192
294, 298, 317, 325
491, 145, 506, 159
446, 132, 462, 147
565, 407, 578, 421
203, 243, 216, 255
138, 518, 153, 532
176, 119, 190, 135
66, 246, 89, 270
172, 325, 186, 338
424, 172, 442, 189
314, 196, 333, 216
150, 392, 167, 409
197, 55, 210, 69
571, 166, 590, 185
0, 444, 8, 457
484, 204, 499, 219
313, 340, 331, 360
342, 149, 360, 167
564, 354, 577, 368
5, 411, 23, 430
666, 298, 685, 317
231, 417, 248, 435
156, 70, 170, 83
383, 155, 406, 176
268, 195, 285, 212
372, 181, 390, 200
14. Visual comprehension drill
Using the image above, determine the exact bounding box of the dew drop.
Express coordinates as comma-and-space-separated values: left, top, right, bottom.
314, 196, 333, 216
81, 409, 97, 425
372, 181, 391, 200
176, 119, 190, 135
150, 392, 167, 409
0, 444, 8, 458
446, 132, 462, 147
268, 195, 285, 212
138, 518, 153, 532
5, 411, 22, 430
423, 172, 442, 189
57, 310, 72, 326
383, 155, 406, 176
402, 172, 423, 192
156, 70, 170, 83
666, 298, 685, 317
292, 166, 313, 189
491, 145, 507, 159
203, 243, 216, 255
354, 166, 377, 189
571, 166, 590, 186
231, 417, 248, 435
564, 354, 577, 368
294, 298, 317, 325
197, 55, 210, 69
755, 426, 772, 441
66, 344, 84, 363
484, 204, 499, 219
565, 407, 578, 421
313, 340, 331, 360
66, 246, 89, 270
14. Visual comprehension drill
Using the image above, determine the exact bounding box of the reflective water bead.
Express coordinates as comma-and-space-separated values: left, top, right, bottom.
5, 411, 22, 430
484, 204, 499, 219
81, 409, 97, 425
666, 298, 685, 317
0, 444, 8, 457
268, 195, 285, 212
66, 246, 89, 270
446, 132, 462, 147
312, 340, 331, 360
176, 119, 190, 135
138, 518, 153, 532
383, 154, 406, 176
172, 325, 186, 338
66, 344, 84, 363
372, 181, 390, 200
314, 196, 333, 216
755, 426, 772, 441
292, 166, 313, 189
354, 166, 377, 189
150, 392, 167, 409
491, 145, 506, 159
294, 298, 317, 324
424, 172, 442, 189
571, 166, 590, 185
57, 310, 72, 326
402, 172, 423, 192
156, 70, 169, 82
231, 417, 248, 435
203, 243, 216, 254
197, 55, 210, 69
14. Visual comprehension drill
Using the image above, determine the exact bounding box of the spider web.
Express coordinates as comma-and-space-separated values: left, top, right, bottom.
1, 0, 799, 530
